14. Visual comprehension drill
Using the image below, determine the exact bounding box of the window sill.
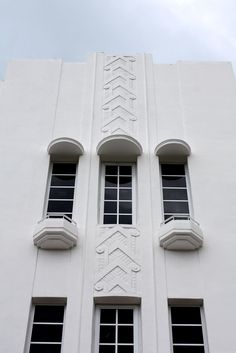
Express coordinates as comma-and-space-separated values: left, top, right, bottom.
159, 216, 203, 251
33, 215, 78, 250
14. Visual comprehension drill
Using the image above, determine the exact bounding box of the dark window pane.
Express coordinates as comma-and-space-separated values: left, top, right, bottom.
119, 177, 132, 187
119, 166, 132, 175
119, 189, 132, 200
104, 201, 117, 213
163, 189, 188, 201
99, 345, 115, 353
30, 344, 62, 353
172, 326, 204, 344
104, 215, 117, 224
164, 201, 189, 214
47, 201, 73, 213
52, 163, 76, 174
106, 166, 118, 175
31, 324, 63, 342
51, 176, 75, 187
105, 176, 118, 187
171, 307, 201, 324
34, 306, 64, 323
119, 215, 132, 224
118, 326, 133, 343
49, 188, 74, 200
100, 309, 116, 324
119, 202, 132, 214
118, 309, 133, 324
118, 346, 134, 353
173, 346, 205, 353
161, 164, 185, 175
105, 189, 117, 200
99, 326, 116, 343
162, 176, 186, 188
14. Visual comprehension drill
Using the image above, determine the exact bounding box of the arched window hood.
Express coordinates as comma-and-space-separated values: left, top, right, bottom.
155, 139, 191, 162
97, 135, 143, 162
48, 137, 84, 161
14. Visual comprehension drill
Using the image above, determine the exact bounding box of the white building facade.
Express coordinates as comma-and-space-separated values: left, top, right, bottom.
1, 53, 236, 353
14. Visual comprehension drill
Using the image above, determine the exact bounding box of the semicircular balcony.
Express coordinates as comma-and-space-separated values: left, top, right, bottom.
33, 214, 78, 250
159, 216, 203, 251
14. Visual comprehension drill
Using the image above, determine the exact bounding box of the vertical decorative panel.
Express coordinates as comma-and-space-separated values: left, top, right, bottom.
102, 56, 137, 135
94, 226, 141, 295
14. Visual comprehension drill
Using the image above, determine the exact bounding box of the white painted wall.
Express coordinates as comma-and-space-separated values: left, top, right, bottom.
0, 54, 236, 353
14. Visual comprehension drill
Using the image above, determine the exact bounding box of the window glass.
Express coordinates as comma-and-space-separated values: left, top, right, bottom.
47, 163, 76, 219
161, 164, 190, 220
170, 306, 206, 353
103, 165, 134, 225
98, 307, 137, 353
30, 305, 64, 353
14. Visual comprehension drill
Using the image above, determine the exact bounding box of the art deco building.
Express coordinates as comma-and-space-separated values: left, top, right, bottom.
1, 54, 236, 353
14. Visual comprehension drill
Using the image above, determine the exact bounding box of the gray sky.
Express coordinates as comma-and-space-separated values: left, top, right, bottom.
1, 0, 236, 79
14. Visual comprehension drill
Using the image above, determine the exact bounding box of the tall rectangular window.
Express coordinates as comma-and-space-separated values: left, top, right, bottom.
161, 164, 189, 221
96, 306, 139, 353
170, 306, 206, 353
29, 305, 65, 353
102, 165, 134, 225
46, 163, 76, 219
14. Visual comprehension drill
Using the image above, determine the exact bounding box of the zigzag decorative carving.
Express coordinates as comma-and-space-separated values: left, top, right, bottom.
94, 226, 141, 295
102, 55, 137, 134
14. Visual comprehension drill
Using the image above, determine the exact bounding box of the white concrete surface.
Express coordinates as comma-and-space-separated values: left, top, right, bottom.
0, 54, 236, 353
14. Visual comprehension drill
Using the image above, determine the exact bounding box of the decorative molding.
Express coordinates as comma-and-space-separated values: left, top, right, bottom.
102, 56, 137, 134
94, 226, 141, 295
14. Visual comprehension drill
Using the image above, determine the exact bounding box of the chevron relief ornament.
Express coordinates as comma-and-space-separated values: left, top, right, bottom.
94, 226, 141, 295
102, 55, 137, 134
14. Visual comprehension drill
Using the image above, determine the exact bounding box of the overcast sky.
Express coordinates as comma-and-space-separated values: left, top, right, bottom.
1, 0, 236, 79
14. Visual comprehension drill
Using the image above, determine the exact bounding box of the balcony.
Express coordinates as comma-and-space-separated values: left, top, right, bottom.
33, 215, 78, 250
159, 216, 203, 251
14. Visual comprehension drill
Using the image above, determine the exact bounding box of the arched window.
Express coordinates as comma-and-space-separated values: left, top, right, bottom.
97, 135, 142, 225
33, 137, 84, 250
155, 139, 203, 250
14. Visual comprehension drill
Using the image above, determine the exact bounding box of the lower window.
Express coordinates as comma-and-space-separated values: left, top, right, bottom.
29, 305, 65, 353
170, 306, 207, 353
96, 306, 139, 353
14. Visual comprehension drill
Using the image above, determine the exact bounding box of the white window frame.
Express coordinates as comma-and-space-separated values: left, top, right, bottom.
100, 163, 136, 225
26, 303, 66, 353
44, 162, 78, 220
94, 305, 140, 353
169, 304, 209, 353
160, 163, 192, 222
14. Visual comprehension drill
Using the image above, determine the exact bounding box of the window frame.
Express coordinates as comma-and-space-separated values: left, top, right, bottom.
100, 163, 136, 225
169, 304, 209, 353
44, 161, 78, 220
27, 303, 66, 353
94, 305, 140, 353
160, 163, 192, 222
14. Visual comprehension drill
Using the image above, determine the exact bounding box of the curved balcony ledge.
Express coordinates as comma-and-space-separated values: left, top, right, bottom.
159, 216, 203, 251
33, 215, 78, 250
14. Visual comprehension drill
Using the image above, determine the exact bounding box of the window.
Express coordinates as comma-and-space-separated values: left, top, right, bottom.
102, 165, 134, 225
95, 306, 139, 353
29, 305, 65, 353
46, 163, 76, 219
161, 164, 190, 221
170, 306, 207, 353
